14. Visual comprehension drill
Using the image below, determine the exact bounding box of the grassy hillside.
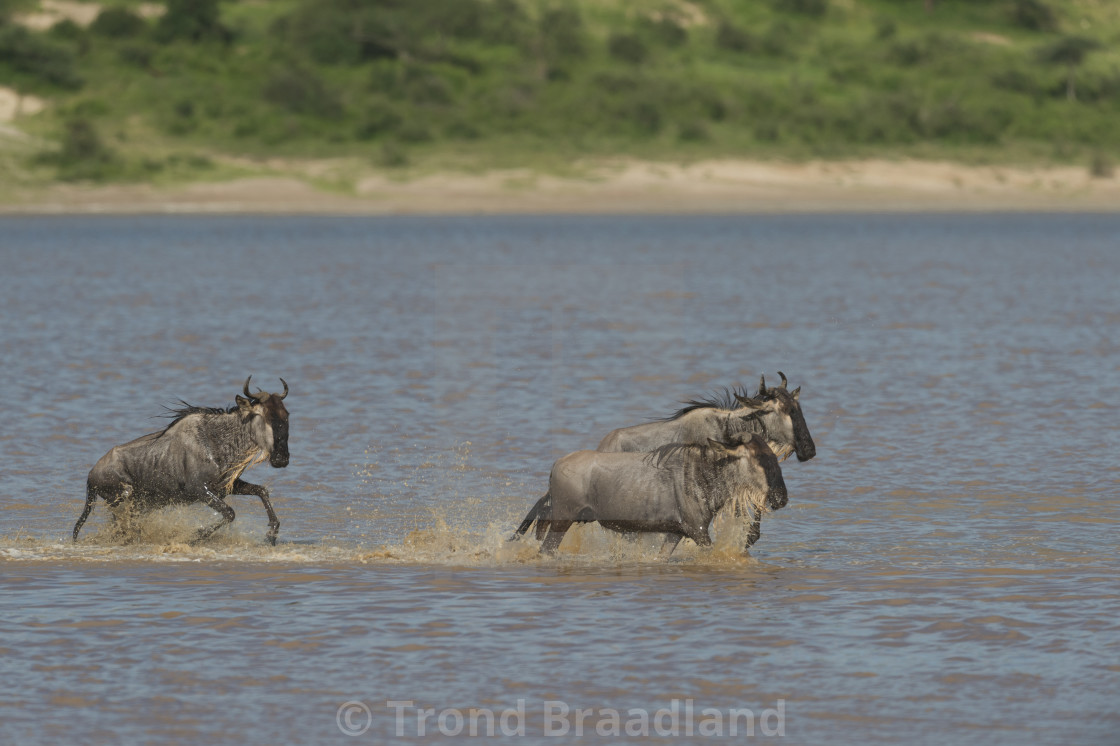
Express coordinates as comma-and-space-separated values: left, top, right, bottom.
1, 0, 1119, 184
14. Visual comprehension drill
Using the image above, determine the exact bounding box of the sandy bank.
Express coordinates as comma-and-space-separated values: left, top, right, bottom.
2, 158, 1118, 215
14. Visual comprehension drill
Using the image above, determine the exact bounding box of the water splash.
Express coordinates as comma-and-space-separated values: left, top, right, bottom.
1, 504, 764, 567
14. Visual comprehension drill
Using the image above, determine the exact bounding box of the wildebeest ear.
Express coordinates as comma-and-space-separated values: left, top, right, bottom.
734, 394, 764, 410
790, 386, 801, 400
236, 395, 252, 415
758, 375, 767, 395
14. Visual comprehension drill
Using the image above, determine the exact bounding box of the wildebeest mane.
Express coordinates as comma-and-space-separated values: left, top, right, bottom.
644, 441, 706, 468
658, 386, 752, 422
158, 401, 238, 432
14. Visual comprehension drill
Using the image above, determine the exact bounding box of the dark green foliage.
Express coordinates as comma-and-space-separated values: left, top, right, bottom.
1038, 36, 1099, 67
1012, 0, 1058, 32
678, 120, 710, 142
0, 25, 82, 88
263, 65, 343, 118
156, 0, 230, 43
875, 19, 897, 40
277, 0, 512, 67
539, 4, 587, 64
991, 67, 1040, 96
6, 0, 1120, 180
91, 8, 147, 38
778, 0, 828, 17
397, 121, 432, 143
1037, 36, 1101, 100
44, 118, 119, 180
48, 19, 85, 42
922, 98, 1011, 143
166, 98, 196, 134
716, 21, 756, 53
445, 118, 480, 139
487, 0, 533, 46
403, 65, 454, 105
639, 16, 687, 48
608, 32, 648, 64
630, 100, 662, 135
355, 103, 403, 140
118, 43, 156, 70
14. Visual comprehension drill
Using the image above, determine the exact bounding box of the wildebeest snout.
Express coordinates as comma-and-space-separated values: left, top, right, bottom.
767, 470, 788, 510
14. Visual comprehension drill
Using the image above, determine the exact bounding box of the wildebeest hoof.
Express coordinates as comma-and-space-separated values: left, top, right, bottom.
265, 535, 277, 546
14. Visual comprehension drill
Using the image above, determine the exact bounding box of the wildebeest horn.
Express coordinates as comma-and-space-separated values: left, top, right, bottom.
243, 376, 257, 402
758, 375, 767, 395
778, 371, 788, 389
278, 377, 288, 400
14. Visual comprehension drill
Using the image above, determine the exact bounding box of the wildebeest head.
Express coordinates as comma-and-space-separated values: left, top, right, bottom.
236, 376, 290, 468
734, 372, 816, 462
707, 432, 788, 511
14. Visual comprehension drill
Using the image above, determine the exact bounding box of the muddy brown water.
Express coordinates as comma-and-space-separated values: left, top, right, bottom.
1, 215, 1117, 744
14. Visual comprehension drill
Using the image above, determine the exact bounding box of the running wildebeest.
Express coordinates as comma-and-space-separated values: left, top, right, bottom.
511, 432, 788, 558
597, 372, 816, 463
513, 373, 815, 548
72, 377, 290, 545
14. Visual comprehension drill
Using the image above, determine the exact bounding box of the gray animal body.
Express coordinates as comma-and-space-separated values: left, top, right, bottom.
72, 377, 290, 545
513, 432, 787, 558
519, 373, 815, 549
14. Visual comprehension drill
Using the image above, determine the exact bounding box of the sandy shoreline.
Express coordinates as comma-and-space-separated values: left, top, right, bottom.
1, 158, 1118, 215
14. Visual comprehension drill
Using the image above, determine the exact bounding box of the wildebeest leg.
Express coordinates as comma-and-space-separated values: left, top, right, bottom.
96, 484, 135, 541
232, 478, 280, 545
539, 520, 572, 556
743, 506, 762, 550
658, 534, 683, 559
193, 488, 236, 544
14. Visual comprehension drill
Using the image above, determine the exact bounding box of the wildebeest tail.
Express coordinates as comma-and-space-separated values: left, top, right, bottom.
509, 492, 551, 541
72, 488, 97, 543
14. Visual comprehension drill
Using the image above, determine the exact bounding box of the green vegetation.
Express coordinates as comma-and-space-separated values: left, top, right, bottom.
1, 0, 1119, 183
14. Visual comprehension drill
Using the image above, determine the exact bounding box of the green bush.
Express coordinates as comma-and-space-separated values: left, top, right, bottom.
398, 121, 433, 143
1012, 0, 1058, 32
262, 65, 343, 118
715, 21, 756, 53
48, 19, 86, 42
639, 16, 687, 48
991, 67, 1041, 96
155, 0, 230, 43
91, 8, 147, 38
484, 0, 533, 46
539, 4, 587, 65
608, 32, 648, 64
355, 103, 403, 139
166, 98, 196, 134
779, 0, 828, 17
0, 25, 83, 88
44, 118, 121, 181
118, 43, 156, 70
678, 120, 710, 142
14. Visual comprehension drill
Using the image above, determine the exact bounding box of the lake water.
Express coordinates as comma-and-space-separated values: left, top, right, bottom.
1, 214, 1117, 744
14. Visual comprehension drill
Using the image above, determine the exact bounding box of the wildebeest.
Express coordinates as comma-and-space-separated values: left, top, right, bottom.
513, 373, 815, 549
512, 432, 788, 558
72, 377, 290, 545
597, 372, 816, 463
